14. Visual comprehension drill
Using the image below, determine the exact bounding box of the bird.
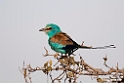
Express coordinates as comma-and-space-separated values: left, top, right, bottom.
39, 23, 115, 56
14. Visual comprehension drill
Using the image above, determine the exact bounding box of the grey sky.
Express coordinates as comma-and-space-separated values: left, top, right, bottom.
0, 0, 124, 83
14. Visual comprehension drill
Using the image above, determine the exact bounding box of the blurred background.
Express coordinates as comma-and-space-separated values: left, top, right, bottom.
0, 0, 124, 83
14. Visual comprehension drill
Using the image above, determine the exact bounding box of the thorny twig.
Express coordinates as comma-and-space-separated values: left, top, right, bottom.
19, 61, 32, 83
53, 71, 65, 82
42, 47, 59, 57
20, 49, 124, 83
103, 55, 111, 69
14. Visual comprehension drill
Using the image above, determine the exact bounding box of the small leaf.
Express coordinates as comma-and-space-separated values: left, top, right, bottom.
69, 57, 75, 65
47, 66, 52, 72
59, 59, 64, 63
68, 72, 73, 77
44, 62, 48, 68
54, 53, 58, 58
23, 68, 27, 78
49, 60, 52, 66
97, 78, 103, 82
42, 69, 47, 74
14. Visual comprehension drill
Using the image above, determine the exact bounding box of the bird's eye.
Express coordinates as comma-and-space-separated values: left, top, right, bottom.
49, 27, 52, 30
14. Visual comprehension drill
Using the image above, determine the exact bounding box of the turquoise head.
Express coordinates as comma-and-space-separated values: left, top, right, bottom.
39, 23, 62, 38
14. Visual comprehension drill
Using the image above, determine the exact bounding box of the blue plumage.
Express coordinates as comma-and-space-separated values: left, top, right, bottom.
39, 23, 116, 55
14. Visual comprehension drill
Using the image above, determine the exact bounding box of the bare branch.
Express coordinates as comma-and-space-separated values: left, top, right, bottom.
20, 50, 124, 83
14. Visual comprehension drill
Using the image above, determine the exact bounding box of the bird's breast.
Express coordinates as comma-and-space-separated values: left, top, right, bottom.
48, 39, 66, 53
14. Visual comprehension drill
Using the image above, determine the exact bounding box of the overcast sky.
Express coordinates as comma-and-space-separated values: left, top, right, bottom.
0, 0, 124, 83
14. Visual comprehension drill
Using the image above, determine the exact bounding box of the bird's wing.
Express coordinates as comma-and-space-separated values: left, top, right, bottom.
49, 32, 79, 54
50, 32, 78, 46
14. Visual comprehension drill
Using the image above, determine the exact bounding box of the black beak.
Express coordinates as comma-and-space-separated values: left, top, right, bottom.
39, 28, 45, 31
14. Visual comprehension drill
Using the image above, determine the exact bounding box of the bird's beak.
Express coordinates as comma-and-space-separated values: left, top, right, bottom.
39, 28, 46, 32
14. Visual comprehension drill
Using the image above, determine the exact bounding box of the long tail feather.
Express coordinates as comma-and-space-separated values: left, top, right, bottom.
79, 45, 116, 49
91, 45, 116, 49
